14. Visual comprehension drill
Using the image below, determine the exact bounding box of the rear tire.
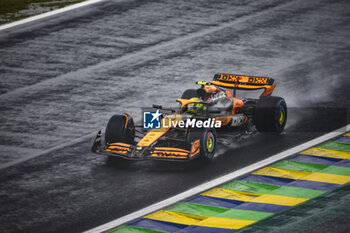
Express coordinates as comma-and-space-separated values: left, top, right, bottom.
105, 114, 135, 145
254, 96, 287, 133
181, 89, 198, 99
186, 127, 217, 161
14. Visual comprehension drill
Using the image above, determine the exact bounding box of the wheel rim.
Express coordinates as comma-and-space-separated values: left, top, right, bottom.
277, 106, 286, 125
206, 132, 215, 152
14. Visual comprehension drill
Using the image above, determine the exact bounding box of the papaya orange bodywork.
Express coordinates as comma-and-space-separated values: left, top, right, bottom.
137, 128, 169, 147
216, 73, 269, 84
261, 85, 276, 96
150, 153, 187, 159
232, 98, 244, 114
137, 114, 183, 147
202, 85, 218, 93
214, 116, 232, 126
154, 147, 189, 153
190, 139, 200, 157
211, 80, 271, 90
106, 142, 131, 154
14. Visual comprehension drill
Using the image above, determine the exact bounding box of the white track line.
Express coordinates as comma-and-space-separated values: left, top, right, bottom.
0, 132, 96, 171
0, 0, 105, 31
84, 124, 350, 233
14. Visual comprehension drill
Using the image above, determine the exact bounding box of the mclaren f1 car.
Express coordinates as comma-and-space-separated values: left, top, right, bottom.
91, 73, 287, 161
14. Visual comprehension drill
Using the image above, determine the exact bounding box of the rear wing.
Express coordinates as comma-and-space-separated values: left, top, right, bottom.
211, 73, 276, 96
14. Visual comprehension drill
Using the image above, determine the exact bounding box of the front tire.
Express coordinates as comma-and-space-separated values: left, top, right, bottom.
186, 127, 217, 161
254, 96, 287, 133
105, 114, 135, 145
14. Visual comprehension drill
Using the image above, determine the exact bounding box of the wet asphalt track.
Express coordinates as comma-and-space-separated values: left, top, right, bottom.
0, 0, 349, 232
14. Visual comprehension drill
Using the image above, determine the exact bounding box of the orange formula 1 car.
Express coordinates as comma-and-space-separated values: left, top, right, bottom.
91, 73, 287, 161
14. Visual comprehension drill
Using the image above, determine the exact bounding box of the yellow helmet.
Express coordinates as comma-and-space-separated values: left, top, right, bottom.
187, 98, 203, 113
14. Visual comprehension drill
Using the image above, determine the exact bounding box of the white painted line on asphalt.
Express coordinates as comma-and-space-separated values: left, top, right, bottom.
0, 0, 105, 31
84, 124, 350, 233
0, 132, 96, 171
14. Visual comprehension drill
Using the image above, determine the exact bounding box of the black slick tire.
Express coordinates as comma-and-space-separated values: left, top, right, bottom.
105, 114, 135, 145
186, 127, 217, 161
254, 96, 287, 133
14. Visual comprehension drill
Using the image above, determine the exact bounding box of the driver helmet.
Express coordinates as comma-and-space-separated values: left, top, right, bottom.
187, 97, 203, 113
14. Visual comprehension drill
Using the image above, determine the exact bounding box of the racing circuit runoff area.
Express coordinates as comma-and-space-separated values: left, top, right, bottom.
0, 0, 350, 233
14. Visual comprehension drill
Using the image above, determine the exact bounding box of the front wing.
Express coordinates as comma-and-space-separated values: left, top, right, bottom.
91, 131, 200, 161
